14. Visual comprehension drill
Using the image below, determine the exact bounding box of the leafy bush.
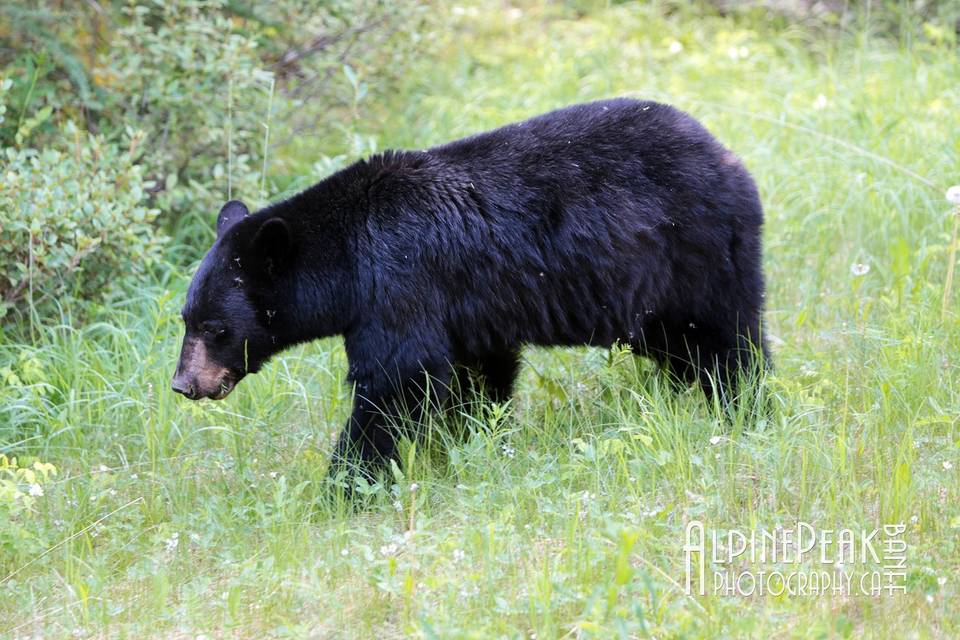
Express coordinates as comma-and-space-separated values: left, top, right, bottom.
100, 0, 270, 221
0, 78, 163, 324
0, 453, 56, 569
0, 0, 432, 232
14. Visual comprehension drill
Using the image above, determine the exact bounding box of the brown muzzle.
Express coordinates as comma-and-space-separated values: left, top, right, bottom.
171, 336, 236, 400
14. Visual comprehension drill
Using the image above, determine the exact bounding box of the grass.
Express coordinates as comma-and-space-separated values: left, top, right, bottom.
2, 1, 960, 637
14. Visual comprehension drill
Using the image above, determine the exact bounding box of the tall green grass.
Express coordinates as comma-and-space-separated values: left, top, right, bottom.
2, 2, 959, 637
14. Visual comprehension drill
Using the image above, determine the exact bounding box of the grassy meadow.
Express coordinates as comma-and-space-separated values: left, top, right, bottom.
2, 2, 960, 637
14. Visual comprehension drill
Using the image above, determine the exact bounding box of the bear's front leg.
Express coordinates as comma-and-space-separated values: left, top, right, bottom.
329, 325, 452, 483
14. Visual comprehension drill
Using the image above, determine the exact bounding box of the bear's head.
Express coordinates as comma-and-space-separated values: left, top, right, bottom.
171, 200, 293, 400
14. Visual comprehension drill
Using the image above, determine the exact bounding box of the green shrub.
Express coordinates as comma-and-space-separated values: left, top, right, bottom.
0, 0, 433, 328
0, 0, 433, 235
0, 453, 56, 570
0, 78, 163, 324
101, 0, 269, 222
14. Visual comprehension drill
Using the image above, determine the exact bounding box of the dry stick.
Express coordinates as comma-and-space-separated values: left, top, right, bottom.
228, 75, 234, 202
260, 76, 276, 203
942, 187, 960, 320
0, 496, 144, 586
631, 92, 941, 193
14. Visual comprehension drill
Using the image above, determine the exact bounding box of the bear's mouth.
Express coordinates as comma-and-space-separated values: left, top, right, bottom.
210, 375, 238, 400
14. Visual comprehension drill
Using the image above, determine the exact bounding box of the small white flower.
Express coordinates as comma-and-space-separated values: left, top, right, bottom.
409, 483, 419, 493
28, 483, 44, 497
851, 263, 870, 277
938, 576, 947, 586
943, 460, 954, 470
165, 533, 179, 553
668, 40, 684, 54
727, 45, 749, 61
910, 514, 919, 524
393, 500, 403, 512
380, 543, 399, 557
340, 548, 349, 557
131, 473, 138, 480
453, 549, 466, 563
501, 443, 516, 459
97, 464, 110, 473
946, 185, 960, 206
269, 471, 278, 479
812, 94, 828, 110
709, 435, 722, 445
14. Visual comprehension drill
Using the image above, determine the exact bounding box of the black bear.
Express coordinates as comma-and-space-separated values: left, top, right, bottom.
172, 98, 768, 475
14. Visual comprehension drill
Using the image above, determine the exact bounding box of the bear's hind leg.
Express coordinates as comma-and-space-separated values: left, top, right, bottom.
452, 348, 521, 405
472, 349, 521, 404
642, 321, 764, 405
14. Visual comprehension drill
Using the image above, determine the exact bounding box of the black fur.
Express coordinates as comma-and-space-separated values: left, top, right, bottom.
173, 98, 769, 475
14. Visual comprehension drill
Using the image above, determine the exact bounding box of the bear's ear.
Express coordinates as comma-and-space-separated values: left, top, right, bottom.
249, 216, 292, 278
217, 200, 249, 239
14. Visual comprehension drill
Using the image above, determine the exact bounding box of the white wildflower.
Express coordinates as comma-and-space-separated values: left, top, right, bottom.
668, 40, 684, 54
709, 435, 722, 445
812, 94, 828, 110
453, 549, 466, 563
851, 263, 870, 277
28, 483, 44, 497
946, 185, 960, 206
943, 460, 954, 470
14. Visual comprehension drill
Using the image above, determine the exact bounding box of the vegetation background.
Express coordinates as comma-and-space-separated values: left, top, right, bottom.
1, 0, 959, 637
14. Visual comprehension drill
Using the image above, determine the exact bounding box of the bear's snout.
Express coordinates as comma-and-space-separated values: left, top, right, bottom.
171, 375, 198, 400
172, 335, 236, 400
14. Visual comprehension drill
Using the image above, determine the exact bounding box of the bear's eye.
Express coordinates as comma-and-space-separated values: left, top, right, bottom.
199, 321, 227, 338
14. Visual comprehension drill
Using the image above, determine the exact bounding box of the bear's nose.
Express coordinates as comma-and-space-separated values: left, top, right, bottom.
171, 376, 197, 399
